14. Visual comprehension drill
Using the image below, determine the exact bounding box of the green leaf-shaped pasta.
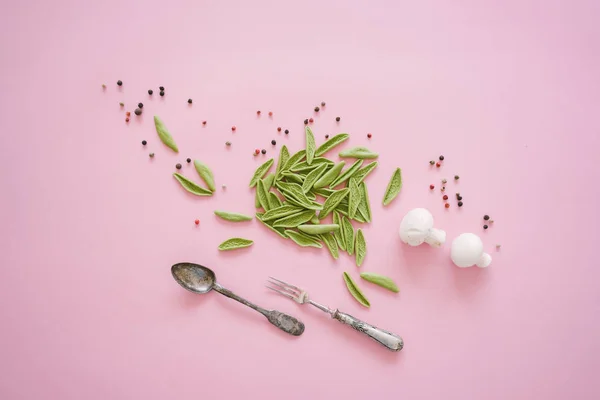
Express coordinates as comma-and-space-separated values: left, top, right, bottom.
339, 146, 378, 159
297, 224, 339, 235
173, 173, 213, 196
352, 162, 378, 184
333, 211, 346, 251
285, 230, 322, 248
274, 145, 290, 181
302, 164, 328, 193
194, 160, 216, 192
313, 161, 345, 189
343, 272, 370, 307
360, 272, 399, 293
256, 213, 287, 238
329, 160, 363, 188
249, 158, 274, 188
214, 210, 253, 222
154, 116, 178, 153
315, 133, 349, 156
319, 188, 350, 219
320, 233, 339, 259
382, 168, 402, 206
261, 205, 304, 221
355, 229, 366, 267
273, 210, 316, 228
348, 177, 360, 219
218, 238, 254, 251
342, 216, 355, 255
305, 126, 316, 165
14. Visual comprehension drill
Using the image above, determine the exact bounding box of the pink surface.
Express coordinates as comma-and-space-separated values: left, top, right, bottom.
1, 0, 599, 398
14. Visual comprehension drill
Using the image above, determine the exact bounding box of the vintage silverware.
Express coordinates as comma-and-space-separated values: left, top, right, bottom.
172, 263, 305, 336
266, 277, 403, 351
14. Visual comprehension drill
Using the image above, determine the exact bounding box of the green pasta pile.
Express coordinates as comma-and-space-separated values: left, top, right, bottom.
250, 126, 385, 267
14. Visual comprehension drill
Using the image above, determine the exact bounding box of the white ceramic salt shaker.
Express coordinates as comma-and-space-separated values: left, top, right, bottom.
399, 208, 446, 247
450, 233, 492, 268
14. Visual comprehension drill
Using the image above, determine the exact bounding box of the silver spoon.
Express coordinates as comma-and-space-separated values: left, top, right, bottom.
171, 262, 305, 336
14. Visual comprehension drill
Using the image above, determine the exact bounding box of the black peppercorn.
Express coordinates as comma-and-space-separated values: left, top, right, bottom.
484, 215, 490, 220
439, 155, 445, 161
325, 135, 329, 139
284, 129, 289, 134
458, 201, 463, 207
454, 175, 459, 180
142, 140, 147, 146
304, 119, 308, 125
176, 163, 182, 170
430, 160, 435, 165
271, 140, 276, 145
134, 108, 142, 116
321, 101, 326, 107
159, 86, 165, 91
160, 91, 165, 96
117, 80, 122, 86
186, 158, 191, 163
148, 89, 153, 95
314, 106, 320, 112
483, 224, 488, 229
138, 103, 143, 108
457, 195, 463, 201
261, 149, 266, 154
188, 99, 192, 104
149, 153, 155, 158
335, 117, 340, 122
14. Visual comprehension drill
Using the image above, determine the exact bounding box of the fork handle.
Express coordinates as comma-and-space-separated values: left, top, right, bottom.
332, 310, 403, 351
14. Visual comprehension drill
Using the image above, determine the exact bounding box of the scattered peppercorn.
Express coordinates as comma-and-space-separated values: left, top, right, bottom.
255, 149, 260, 155
126, 111, 131, 117
271, 140, 276, 145
284, 129, 289, 134
442, 178, 447, 184
457, 195, 463, 201
304, 119, 309, 125
445, 203, 450, 209
188, 99, 192, 104
325, 134, 329, 139
149, 153, 155, 158
186, 158, 191, 163
489, 220, 494, 224
483, 225, 488, 230
138, 102, 143, 108
314, 106, 320, 112
321, 101, 326, 107
430, 184, 435, 190
261, 149, 266, 155
496, 244, 501, 250
336, 117, 340, 122
134, 108, 142, 116
430, 160, 435, 165
202, 121, 207, 125
225, 141, 231, 146
441, 186, 446, 192
148, 89, 153, 95
309, 118, 314, 123
222, 184, 227, 190
119, 102, 124, 107
484, 215, 490, 220
277, 127, 282, 132
142, 140, 147, 146
436, 162, 441, 168
160, 91, 165, 96
159, 86, 165, 91
268, 111, 273, 117
443, 195, 448, 200
231, 126, 236, 131
458, 201, 463, 207
454, 175, 460, 180
176, 163, 182, 170
195, 219, 200, 226
367, 133, 372, 139
125, 118, 130, 123
102, 84, 106, 89
257, 110, 261, 115
439, 155, 445, 161
117, 80, 122, 86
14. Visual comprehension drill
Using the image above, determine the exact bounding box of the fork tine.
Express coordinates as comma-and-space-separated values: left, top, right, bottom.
267, 280, 300, 296
265, 285, 296, 300
268, 276, 302, 291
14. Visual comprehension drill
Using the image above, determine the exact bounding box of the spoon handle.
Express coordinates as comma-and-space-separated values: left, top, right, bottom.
213, 283, 305, 336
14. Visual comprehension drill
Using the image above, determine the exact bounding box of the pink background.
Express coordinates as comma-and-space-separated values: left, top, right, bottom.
1, 0, 599, 398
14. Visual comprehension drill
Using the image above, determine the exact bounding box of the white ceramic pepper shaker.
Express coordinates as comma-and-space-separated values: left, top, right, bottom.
450, 233, 492, 268
399, 208, 446, 247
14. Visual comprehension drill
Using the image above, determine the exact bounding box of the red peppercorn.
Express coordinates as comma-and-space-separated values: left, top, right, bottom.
126, 112, 131, 117
202, 121, 207, 125
195, 219, 200, 225
125, 118, 130, 123
255, 149, 260, 155
257, 111, 261, 115
436, 162, 441, 168
231, 126, 236, 131
443, 195, 448, 200
309, 118, 314, 123
430, 184, 435, 190
277, 127, 282, 132
367, 133, 372, 138
268, 111, 273, 117
445, 203, 450, 209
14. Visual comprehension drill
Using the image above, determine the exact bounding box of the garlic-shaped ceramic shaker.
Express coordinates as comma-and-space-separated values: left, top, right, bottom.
450, 233, 492, 268
399, 208, 446, 247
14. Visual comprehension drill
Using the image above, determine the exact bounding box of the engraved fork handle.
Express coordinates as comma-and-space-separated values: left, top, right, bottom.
332, 309, 404, 351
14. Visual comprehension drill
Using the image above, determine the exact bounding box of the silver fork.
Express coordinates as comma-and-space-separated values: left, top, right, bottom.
266, 277, 404, 352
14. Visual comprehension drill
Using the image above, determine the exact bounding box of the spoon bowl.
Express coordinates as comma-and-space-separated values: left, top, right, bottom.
172, 262, 216, 294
